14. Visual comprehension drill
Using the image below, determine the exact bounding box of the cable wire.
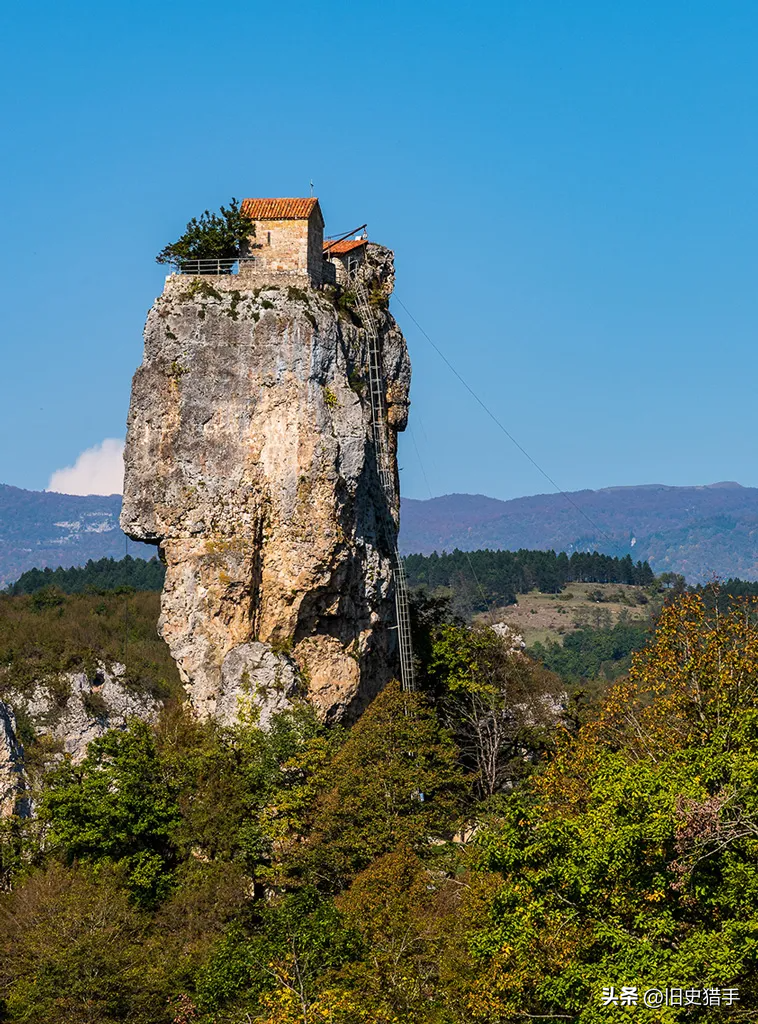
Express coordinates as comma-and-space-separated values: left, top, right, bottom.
395, 295, 620, 551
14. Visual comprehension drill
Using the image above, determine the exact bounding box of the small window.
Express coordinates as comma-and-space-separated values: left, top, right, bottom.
267, 231, 271, 245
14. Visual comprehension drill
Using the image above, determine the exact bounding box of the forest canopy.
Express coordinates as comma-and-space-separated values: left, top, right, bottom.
405, 547, 655, 612
3, 591, 758, 1020
7, 555, 165, 595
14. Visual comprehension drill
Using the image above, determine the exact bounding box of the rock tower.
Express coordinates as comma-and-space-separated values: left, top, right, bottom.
121, 215, 411, 724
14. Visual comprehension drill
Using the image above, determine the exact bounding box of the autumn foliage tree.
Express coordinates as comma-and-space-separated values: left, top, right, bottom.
467, 593, 758, 1021
9, 587, 758, 1022
429, 623, 560, 795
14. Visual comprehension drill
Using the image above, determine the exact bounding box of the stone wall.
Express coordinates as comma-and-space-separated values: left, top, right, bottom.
329, 248, 366, 287
246, 211, 324, 286
307, 211, 325, 284
164, 267, 314, 294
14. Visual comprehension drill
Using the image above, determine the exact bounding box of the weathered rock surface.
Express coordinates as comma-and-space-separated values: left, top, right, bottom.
6, 664, 161, 765
0, 702, 27, 817
490, 622, 527, 651
121, 244, 410, 723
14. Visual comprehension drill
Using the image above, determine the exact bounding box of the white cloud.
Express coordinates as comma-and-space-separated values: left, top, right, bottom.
47, 438, 125, 496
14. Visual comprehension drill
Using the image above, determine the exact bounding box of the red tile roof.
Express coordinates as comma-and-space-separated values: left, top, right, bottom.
323, 237, 367, 255
241, 197, 320, 220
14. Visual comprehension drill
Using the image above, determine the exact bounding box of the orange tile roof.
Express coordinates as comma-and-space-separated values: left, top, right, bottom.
240, 197, 320, 220
323, 237, 367, 255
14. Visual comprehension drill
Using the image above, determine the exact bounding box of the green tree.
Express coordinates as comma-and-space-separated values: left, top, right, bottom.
8, 555, 165, 596
336, 848, 492, 1022
0, 859, 246, 1024
429, 624, 560, 795
41, 720, 181, 907
155, 198, 254, 266
279, 681, 468, 888
0, 863, 150, 1024
158, 702, 324, 878
530, 615, 652, 684
195, 887, 361, 1020
466, 594, 758, 1021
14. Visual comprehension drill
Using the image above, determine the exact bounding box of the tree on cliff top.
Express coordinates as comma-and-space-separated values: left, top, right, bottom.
155, 198, 254, 266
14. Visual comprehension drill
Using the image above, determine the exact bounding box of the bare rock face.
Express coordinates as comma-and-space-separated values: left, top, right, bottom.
121, 245, 410, 723
0, 702, 27, 818
6, 664, 161, 766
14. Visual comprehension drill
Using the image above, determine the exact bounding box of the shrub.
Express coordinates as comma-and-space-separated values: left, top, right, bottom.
82, 690, 109, 718
0, 590, 181, 702
156, 198, 254, 267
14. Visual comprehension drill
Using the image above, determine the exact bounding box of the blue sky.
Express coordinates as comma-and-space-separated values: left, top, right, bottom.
2, 1, 757, 501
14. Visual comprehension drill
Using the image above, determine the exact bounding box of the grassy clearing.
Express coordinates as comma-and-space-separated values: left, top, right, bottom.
475, 581, 657, 646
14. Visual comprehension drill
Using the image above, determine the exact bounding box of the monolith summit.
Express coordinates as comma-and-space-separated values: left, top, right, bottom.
121, 198, 411, 723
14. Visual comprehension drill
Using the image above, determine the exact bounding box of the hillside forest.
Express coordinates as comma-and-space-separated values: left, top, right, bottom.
3, 558, 758, 1021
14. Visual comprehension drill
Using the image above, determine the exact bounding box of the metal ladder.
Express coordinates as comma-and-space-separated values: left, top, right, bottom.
354, 278, 416, 692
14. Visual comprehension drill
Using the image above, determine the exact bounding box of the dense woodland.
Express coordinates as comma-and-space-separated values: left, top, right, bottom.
4, 559, 758, 1020
8, 551, 654, 606
3, 587, 758, 1020
8, 551, 756, 691
404, 549, 655, 615
7, 555, 165, 595
530, 617, 652, 686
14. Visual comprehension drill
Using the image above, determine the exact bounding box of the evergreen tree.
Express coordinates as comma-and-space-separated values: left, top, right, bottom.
155, 198, 254, 266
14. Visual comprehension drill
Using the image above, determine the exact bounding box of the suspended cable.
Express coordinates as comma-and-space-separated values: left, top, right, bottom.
394, 295, 622, 553
407, 424, 434, 500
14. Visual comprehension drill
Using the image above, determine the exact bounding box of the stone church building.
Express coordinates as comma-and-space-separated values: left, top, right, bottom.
239, 197, 367, 288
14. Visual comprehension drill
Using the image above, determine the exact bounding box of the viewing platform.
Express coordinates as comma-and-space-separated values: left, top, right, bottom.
163, 253, 329, 293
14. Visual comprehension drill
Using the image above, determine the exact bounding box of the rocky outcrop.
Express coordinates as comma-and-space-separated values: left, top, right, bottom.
121, 244, 410, 724
5, 664, 161, 765
490, 623, 527, 652
0, 702, 27, 817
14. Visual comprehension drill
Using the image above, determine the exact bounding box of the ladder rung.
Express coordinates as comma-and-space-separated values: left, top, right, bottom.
355, 284, 415, 691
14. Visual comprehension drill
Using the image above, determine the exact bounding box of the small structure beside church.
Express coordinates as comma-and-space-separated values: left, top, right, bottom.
323, 236, 367, 286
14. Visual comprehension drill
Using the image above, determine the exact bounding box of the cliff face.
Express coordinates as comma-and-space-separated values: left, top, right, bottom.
10, 665, 160, 763
0, 667, 160, 817
121, 245, 410, 723
0, 702, 26, 818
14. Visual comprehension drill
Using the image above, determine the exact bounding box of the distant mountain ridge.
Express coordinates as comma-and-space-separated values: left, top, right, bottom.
399, 483, 758, 583
0, 484, 153, 587
2, 481, 758, 587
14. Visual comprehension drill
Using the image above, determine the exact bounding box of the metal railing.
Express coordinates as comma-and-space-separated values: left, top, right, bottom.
176, 256, 257, 275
